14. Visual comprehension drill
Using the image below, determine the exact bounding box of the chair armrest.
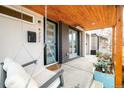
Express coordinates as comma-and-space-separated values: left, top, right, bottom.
39, 69, 64, 88
22, 60, 37, 67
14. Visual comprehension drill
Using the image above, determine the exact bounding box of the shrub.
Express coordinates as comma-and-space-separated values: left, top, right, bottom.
96, 51, 102, 57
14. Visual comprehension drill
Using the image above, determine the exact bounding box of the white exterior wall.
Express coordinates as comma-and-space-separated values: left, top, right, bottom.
89, 33, 92, 54
85, 32, 92, 55
82, 31, 86, 56
0, 6, 44, 74
81, 31, 92, 56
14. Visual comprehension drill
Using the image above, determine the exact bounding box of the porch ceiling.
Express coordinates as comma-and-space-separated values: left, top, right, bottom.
24, 5, 117, 31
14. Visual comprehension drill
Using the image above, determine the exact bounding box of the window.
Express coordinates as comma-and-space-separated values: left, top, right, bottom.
0, 6, 33, 23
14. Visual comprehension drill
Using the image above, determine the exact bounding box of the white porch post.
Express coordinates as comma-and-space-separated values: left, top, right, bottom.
82, 31, 86, 57
89, 33, 92, 55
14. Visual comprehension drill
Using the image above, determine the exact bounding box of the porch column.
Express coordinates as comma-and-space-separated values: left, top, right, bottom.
82, 31, 86, 57
89, 33, 92, 55
112, 26, 115, 64
115, 6, 123, 88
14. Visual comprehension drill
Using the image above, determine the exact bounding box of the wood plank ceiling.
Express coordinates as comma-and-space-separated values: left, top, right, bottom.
24, 5, 117, 30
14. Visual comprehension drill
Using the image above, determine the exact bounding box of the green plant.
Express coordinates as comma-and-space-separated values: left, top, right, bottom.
94, 60, 113, 74
96, 51, 102, 57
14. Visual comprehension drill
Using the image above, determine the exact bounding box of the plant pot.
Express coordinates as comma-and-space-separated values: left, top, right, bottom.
93, 71, 114, 88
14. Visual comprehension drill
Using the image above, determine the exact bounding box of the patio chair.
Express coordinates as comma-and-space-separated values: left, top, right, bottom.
0, 60, 64, 88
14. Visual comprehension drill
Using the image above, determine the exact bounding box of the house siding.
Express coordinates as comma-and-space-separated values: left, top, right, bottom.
0, 5, 44, 74
59, 22, 69, 63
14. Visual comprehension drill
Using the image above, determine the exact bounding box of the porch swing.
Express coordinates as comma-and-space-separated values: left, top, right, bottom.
0, 5, 64, 88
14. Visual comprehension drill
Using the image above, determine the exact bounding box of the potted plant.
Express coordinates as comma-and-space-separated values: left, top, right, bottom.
94, 60, 113, 74
93, 53, 114, 88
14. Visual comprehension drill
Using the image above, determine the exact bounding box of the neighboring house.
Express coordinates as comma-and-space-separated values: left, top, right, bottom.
91, 34, 98, 55
99, 36, 109, 53
91, 34, 109, 54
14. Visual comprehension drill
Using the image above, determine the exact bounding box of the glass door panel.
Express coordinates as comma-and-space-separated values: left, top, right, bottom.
45, 21, 56, 65
69, 29, 78, 59
69, 30, 73, 55
72, 31, 78, 56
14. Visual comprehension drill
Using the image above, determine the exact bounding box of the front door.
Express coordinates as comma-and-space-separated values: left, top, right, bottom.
69, 29, 78, 59
45, 20, 57, 65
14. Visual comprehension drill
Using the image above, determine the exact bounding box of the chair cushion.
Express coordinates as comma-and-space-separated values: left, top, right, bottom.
3, 57, 38, 88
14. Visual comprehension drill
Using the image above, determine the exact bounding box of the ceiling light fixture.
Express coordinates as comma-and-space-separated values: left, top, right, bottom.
91, 22, 96, 25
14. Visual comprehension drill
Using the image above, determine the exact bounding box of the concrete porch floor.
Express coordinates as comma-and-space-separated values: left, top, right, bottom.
61, 55, 98, 88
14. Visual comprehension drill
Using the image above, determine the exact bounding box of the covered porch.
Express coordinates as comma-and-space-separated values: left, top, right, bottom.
61, 55, 98, 88
0, 5, 123, 88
